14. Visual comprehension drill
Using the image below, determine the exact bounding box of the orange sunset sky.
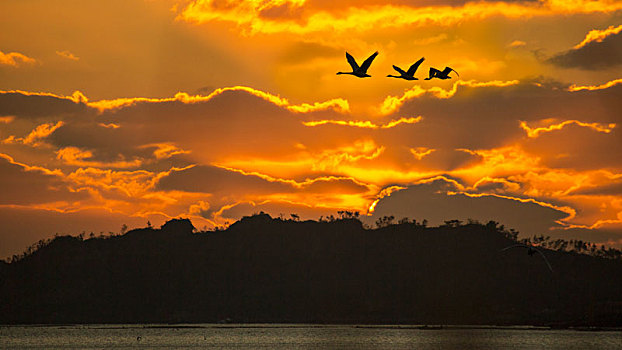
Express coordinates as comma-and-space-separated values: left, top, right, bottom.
1, 0, 622, 258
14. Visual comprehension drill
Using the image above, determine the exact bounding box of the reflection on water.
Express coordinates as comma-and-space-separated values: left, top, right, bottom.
1, 324, 620, 349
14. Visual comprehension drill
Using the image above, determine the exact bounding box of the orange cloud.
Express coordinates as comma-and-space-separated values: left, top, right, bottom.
367, 185, 407, 215
0, 153, 62, 176
409, 147, 435, 160
98, 123, 120, 129
140, 143, 190, 160
65, 167, 158, 199
472, 176, 521, 193
303, 116, 422, 129
0, 89, 88, 104
0, 51, 36, 67
56, 147, 142, 168
568, 78, 622, 91
87, 86, 349, 114
412, 33, 449, 46
312, 139, 385, 172
179, 0, 622, 35
55, 50, 80, 61
520, 120, 616, 138
380, 80, 520, 115
573, 24, 622, 49
2, 76, 622, 254
508, 40, 527, 48
447, 190, 577, 225
2, 121, 64, 147
287, 99, 350, 113
0, 116, 15, 124
188, 200, 211, 215
452, 145, 541, 183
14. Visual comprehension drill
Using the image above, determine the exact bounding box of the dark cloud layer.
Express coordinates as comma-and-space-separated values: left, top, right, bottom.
386, 80, 622, 170
0, 155, 84, 205
369, 178, 569, 236
156, 165, 293, 194
0, 92, 88, 120
306, 0, 539, 11
548, 28, 622, 70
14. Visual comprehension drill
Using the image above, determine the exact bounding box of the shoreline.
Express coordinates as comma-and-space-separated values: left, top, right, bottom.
2, 323, 621, 332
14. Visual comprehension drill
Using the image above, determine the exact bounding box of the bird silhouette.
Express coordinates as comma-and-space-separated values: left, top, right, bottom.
337, 51, 379, 78
424, 66, 459, 80
500, 244, 553, 272
387, 57, 425, 80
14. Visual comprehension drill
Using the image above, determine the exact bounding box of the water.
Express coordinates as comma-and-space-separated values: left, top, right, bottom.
1, 324, 620, 349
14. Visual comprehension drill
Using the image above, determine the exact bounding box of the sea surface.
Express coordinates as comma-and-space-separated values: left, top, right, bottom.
1, 324, 620, 349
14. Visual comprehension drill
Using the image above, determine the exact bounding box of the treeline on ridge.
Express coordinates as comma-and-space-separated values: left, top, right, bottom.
1, 213, 621, 325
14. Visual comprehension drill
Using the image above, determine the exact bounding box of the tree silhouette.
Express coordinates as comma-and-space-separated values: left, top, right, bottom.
375, 215, 395, 228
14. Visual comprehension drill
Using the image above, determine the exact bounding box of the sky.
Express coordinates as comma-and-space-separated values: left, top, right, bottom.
1, 0, 622, 258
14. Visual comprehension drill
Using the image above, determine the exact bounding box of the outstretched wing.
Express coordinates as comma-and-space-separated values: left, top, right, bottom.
392, 65, 407, 75
406, 57, 425, 76
428, 67, 441, 78
500, 244, 527, 252
500, 244, 554, 273
359, 51, 379, 73
345, 52, 359, 71
442, 66, 459, 77
533, 249, 554, 273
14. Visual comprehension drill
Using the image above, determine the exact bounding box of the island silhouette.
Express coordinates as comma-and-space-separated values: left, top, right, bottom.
1, 213, 621, 326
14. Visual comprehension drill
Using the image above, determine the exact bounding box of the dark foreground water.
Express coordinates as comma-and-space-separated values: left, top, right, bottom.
1, 324, 620, 349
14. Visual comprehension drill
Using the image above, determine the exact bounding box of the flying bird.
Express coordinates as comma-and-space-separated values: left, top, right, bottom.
337, 51, 379, 78
500, 244, 553, 272
424, 66, 459, 80
387, 57, 425, 80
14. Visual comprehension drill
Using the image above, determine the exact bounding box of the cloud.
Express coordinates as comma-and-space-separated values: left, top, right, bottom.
179, 0, 622, 35
568, 78, 622, 91
56, 146, 143, 168
0, 206, 169, 260
302, 116, 422, 129
280, 41, 341, 64
521, 122, 622, 171
0, 51, 36, 67
508, 40, 527, 48
380, 78, 622, 155
156, 164, 371, 196
569, 176, 622, 196
55, 50, 80, 61
520, 120, 616, 138
547, 24, 622, 70
156, 164, 294, 195
573, 24, 622, 50
409, 147, 435, 160
140, 143, 190, 160
0, 90, 88, 120
1, 78, 621, 257
0, 116, 15, 124
0, 153, 83, 206
379, 80, 520, 116
2, 121, 64, 147
87, 86, 348, 114
412, 33, 450, 46
154, 163, 374, 224
367, 177, 571, 236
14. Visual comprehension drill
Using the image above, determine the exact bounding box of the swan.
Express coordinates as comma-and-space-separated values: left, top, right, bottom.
500, 244, 553, 272
337, 51, 379, 78
387, 57, 425, 80
424, 66, 459, 80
